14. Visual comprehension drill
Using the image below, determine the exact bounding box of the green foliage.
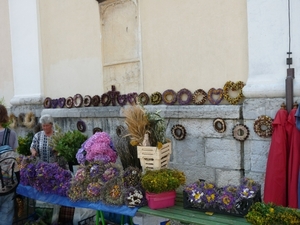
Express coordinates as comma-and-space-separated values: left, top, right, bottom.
141, 168, 186, 193
50, 125, 88, 164
145, 110, 168, 146
246, 202, 300, 225
17, 132, 34, 156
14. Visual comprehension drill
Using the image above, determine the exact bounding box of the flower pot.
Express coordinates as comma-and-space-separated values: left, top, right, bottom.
137, 142, 171, 171
146, 190, 176, 210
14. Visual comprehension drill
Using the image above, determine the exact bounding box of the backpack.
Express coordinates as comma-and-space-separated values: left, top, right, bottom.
0, 128, 18, 195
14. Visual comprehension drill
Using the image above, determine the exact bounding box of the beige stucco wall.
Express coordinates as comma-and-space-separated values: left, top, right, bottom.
0, 0, 14, 105
39, 0, 104, 98
140, 0, 248, 93
1, 0, 248, 103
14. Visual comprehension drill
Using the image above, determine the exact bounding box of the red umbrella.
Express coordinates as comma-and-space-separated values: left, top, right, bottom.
286, 107, 300, 208
264, 108, 288, 206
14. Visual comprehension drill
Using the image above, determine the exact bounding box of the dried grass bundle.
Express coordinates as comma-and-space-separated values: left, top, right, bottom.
122, 105, 149, 146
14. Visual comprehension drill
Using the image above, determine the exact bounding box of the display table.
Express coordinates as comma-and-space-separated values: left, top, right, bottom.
17, 184, 138, 225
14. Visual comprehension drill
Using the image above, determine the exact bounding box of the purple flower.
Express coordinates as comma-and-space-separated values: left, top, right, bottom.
76, 132, 118, 164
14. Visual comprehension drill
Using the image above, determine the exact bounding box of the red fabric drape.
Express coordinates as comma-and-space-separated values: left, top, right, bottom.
286, 108, 300, 208
263, 108, 288, 206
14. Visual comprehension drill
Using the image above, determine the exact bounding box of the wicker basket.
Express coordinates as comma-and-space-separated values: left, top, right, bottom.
137, 142, 171, 170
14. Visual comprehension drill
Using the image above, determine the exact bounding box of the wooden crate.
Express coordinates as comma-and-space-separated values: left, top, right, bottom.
137, 142, 171, 170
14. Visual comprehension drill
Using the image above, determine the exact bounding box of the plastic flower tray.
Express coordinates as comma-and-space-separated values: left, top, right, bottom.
182, 189, 262, 217
146, 190, 176, 210
137, 142, 171, 170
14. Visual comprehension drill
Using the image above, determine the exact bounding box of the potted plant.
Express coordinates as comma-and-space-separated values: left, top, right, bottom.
123, 105, 171, 170
141, 168, 186, 209
49, 125, 88, 169
17, 132, 34, 156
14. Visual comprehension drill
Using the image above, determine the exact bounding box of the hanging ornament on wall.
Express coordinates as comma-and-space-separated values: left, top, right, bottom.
232, 124, 249, 141
77, 120, 86, 132
213, 118, 226, 133
253, 115, 273, 138
171, 124, 187, 140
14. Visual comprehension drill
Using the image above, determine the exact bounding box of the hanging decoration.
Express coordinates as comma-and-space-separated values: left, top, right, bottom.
83, 95, 92, 107
23, 112, 36, 129
9, 113, 18, 129
253, 115, 273, 138
223, 81, 245, 105
66, 97, 74, 108
213, 118, 226, 133
192, 89, 207, 105
171, 124, 187, 140
43, 97, 52, 108
162, 89, 177, 105
232, 124, 249, 141
150, 92, 162, 105
138, 92, 149, 105
207, 88, 224, 105
177, 88, 192, 105
77, 120, 86, 132
92, 95, 101, 106
73, 94, 83, 107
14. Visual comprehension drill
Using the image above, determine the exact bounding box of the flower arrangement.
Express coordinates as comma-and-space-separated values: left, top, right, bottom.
245, 202, 300, 225
141, 168, 186, 194
17, 132, 34, 156
123, 104, 168, 148
20, 156, 72, 196
183, 178, 261, 217
67, 161, 147, 207
76, 131, 117, 165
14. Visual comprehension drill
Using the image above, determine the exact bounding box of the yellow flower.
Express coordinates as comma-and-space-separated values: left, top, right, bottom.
157, 142, 163, 149
130, 140, 139, 146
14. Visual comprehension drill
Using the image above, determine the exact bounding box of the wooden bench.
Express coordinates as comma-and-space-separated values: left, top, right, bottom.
137, 192, 250, 225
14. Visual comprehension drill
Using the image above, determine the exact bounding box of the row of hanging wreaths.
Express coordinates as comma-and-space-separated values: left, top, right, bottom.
9, 112, 36, 129
43, 81, 245, 108
169, 115, 273, 141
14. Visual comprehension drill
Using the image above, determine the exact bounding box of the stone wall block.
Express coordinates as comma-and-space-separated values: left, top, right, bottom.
215, 169, 243, 187
205, 138, 241, 169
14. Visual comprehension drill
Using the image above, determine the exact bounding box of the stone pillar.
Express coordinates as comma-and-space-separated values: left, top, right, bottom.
8, 0, 43, 106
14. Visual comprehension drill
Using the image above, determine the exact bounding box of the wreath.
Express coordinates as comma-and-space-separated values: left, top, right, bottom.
192, 89, 207, 105
223, 81, 245, 105
117, 94, 127, 106
18, 113, 26, 127
116, 125, 125, 137
171, 124, 187, 140
43, 97, 52, 108
177, 88, 192, 105
127, 93, 138, 105
138, 92, 149, 105
51, 99, 59, 108
93, 127, 102, 134
101, 93, 111, 106
253, 115, 273, 138
83, 95, 92, 107
150, 92, 162, 105
92, 95, 101, 106
77, 120, 86, 132
58, 98, 66, 108
66, 97, 73, 108
73, 94, 83, 108
9, 113, 18, 129
207, 88, 224, 105
162, 89, 177, 105
232, 124, 249, 141
23, 112, 36, 129
213, 118, 226, 133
